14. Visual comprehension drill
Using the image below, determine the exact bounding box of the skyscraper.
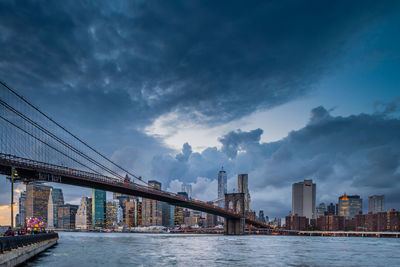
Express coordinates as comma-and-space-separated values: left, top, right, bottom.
57, 204, 78, 230
316, 203, 326, 217
26, 183, 52, 224
181, 183, 192, 199
92, 189, 106, 229
47, 188, 64, 229
142, 180, 162, 226
238, 174, 251, 211
105, 200, 120, 229
292, 179, 316, 219
326, 203, 336, 215
161, 202, 174, 227
217, 167, 227, 207
338, 193, 362, 219
75, 197, 92, 230
258, 210, 266, 223
368, 195, 385, 213
17, 191, 26, 226
174, 192, 188, 226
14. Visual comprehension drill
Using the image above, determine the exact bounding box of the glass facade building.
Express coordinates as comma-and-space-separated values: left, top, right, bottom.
17, 191, 26, 226
338, 193, 362, 219
92, 189, 106, 229
57, 204, 78, 230
368, 195, 385, 213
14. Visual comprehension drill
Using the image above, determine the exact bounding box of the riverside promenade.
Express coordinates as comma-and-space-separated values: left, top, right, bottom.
0, 233, 58, 267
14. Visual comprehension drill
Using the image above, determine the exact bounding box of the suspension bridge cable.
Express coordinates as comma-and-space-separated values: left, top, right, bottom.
0, 114, 103, 175
0, 99, 125, 179
0, 80, 147, 184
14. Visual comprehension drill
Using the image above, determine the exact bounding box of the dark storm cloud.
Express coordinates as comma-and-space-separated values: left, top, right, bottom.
0, 0, 398, 129
141, 104, 400, 215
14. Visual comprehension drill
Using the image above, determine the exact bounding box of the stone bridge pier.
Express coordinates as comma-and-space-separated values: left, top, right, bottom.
224, 193, 245, 235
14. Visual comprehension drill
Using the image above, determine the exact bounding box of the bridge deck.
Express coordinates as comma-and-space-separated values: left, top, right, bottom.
0, 153, 268, 228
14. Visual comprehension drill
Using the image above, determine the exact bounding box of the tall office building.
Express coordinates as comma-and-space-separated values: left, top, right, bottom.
125, 200, 136, 227
161, 202, 174, 227
292, 179, 316, 219
316, 203, 326, 217
105, 200, 120, 229
26, 183, 52, 224
326, 203, 336, 215
217, 167, 227, 207
124, 198, 142, 227
238, 174, 251, 211
338, 193, 362, 219
17, 191, 26, 226
57, 204, 78, 230
174, 192, 188, 226
258, 210, 266, 223
47, 188, 64, 229
75, 197, 92, 230
181, 183, 192, 199
368, 195, 385, 213
92, 189, 106, 229
142, 180, 162, 226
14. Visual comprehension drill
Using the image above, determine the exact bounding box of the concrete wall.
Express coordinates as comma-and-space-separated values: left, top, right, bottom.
0, 238, 57, 267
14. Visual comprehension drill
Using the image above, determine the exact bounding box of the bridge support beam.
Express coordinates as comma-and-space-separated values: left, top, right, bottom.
224, 193, 245, 235
225, 217, 245, 235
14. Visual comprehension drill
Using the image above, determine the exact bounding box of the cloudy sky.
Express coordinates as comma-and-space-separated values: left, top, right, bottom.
1, 0, 400, 224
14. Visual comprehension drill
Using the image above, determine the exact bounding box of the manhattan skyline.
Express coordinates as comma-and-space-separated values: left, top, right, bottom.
1, 0, 400, 225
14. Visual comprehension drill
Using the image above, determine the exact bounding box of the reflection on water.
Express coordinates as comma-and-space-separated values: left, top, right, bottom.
23, 232, 400, 266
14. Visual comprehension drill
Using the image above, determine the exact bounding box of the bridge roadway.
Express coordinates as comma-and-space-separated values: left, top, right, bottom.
0, 153, 268, 229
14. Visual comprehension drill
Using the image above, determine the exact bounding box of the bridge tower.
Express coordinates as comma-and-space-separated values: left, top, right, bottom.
224, 193, 245, 235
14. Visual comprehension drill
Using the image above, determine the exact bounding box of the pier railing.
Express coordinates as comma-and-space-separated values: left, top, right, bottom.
0, 233, 59, 253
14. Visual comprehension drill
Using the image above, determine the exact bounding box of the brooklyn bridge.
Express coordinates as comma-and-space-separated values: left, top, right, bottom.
0, 81, 269, 235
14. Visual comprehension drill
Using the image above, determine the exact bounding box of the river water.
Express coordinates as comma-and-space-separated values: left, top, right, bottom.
23, 232, 400, 266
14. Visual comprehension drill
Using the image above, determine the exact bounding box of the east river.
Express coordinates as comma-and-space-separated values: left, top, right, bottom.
24, 232, 400, 266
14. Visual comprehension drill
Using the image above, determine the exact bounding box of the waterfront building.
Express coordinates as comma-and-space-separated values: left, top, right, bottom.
292, 179, 316, 219
181, 183, 192, 199
316, 215, 345, 231
105, 200, 120, 229
142, 180, 162, 226
238, 174, 251, 211
353, 209, 400, 232
75, 197, 92, 230
217, 167, 227, 207
26, 183, 52, 224
16, 191, 26, 226
326, 203, 336, 215
285, 215, 308, 230
47, 188, 64, 229
316, 203, 326, 217
57, 204, 78, 230
368, 195, 385, 214
338, 193, 362, 219
92, 189, 106, 229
